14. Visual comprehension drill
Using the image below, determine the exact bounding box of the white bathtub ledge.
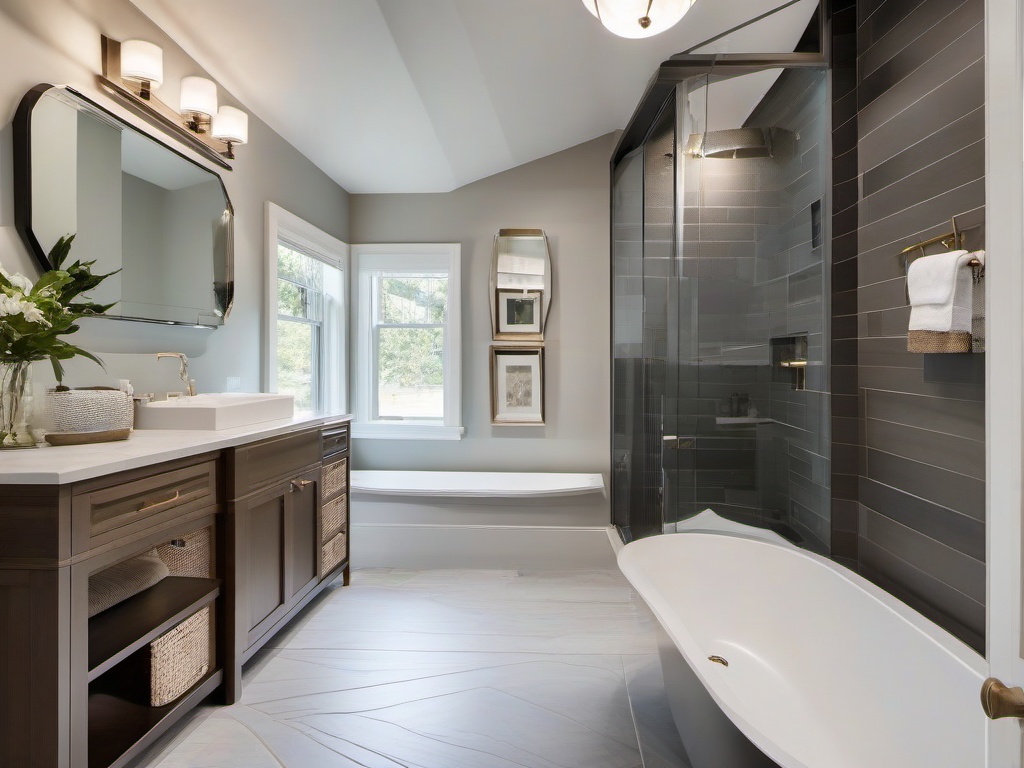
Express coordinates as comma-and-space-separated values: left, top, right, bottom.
350, 470, 606, 499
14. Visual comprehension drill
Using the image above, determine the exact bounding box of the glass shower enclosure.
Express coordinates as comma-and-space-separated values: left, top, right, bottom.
612, 64, 831, 553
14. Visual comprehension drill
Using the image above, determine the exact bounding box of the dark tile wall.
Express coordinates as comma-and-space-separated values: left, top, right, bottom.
831, 0, 987, 651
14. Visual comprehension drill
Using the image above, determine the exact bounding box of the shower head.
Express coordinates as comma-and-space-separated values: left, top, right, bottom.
685, 127, 795, 160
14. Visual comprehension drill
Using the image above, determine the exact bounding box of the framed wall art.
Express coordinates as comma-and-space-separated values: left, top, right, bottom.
496, 289, 542, 335
490, 346, 544, 425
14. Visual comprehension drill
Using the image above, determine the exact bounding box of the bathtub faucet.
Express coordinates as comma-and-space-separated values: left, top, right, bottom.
156, 352, 197, 396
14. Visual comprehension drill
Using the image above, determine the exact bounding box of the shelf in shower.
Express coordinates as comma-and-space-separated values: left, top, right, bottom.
715, 417, 774, 426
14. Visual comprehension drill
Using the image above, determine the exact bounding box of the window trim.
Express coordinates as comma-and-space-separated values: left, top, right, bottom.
351, 243, 463, 440
264, 202, 349, 413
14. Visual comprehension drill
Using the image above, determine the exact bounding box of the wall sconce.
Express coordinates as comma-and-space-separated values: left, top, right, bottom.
180, 75, 218, 133
119, 39, 163, 100
212, 106, 248, 159
97, 35, 244, 169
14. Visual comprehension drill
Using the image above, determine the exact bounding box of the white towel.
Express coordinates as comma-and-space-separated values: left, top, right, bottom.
907, 250, 977, 333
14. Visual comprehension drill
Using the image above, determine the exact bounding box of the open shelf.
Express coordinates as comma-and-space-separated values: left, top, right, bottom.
88, 576, 221, 681
88, 669, 222, 768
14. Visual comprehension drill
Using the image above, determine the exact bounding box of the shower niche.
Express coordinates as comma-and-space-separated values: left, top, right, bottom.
612, 65, 831, 553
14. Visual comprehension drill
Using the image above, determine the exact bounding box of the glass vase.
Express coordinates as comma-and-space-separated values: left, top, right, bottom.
0, 362, 35, 448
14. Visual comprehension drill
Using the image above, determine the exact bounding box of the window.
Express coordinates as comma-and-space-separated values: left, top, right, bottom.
265, 203, 348, 414
352, 244, 462, 439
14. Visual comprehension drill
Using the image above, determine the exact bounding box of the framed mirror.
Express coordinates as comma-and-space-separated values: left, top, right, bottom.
14, 84, 234, 327
489, 228, 552, 341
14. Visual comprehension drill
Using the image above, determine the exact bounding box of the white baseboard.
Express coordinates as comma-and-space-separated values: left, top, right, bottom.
351, 523, 618, 569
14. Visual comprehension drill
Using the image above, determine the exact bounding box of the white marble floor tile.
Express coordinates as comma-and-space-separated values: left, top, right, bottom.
139, 569, 684, 768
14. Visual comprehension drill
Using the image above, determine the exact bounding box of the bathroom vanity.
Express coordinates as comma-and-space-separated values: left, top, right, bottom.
0, 414, 351, 768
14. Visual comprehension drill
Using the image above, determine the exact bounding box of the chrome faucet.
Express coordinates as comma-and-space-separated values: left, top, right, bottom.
156, 352, 197, 396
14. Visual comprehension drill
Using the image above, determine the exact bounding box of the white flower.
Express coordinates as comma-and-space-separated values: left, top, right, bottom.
19, 299, 47, 325
8, 274, 32, 294
0, 294, 20, 317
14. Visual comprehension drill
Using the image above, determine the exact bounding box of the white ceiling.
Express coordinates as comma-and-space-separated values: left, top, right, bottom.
128, 0, 818, 194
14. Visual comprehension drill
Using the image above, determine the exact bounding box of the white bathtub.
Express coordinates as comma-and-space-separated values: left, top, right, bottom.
617, 511, 986, 768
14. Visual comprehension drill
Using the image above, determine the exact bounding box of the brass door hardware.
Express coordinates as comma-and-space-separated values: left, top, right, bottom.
136, 491, 181, 514
981, 677, 1024, 719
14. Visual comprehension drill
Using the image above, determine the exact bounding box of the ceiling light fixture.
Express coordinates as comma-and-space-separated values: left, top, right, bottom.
96, 35, 245, 167
581, 0, 693, 38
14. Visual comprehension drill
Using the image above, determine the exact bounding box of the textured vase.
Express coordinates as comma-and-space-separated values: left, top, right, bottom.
0, 362, 35, 448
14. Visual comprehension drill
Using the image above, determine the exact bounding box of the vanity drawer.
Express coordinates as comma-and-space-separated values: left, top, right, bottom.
231, 429, 320, 497
73, 459, 218, 549
322, 458, 347, 500
322, 424, 349, 459
321, 529, 347, 577
321, 493, 348, 543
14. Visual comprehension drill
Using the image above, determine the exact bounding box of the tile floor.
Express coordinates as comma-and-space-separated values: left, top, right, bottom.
141, 569, 692, 768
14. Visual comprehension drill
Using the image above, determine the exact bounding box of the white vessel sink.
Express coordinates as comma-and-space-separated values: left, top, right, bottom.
134, 393, 295, 431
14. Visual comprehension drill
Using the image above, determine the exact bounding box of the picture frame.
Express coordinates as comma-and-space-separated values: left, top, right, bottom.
490, 346, 544, 425
496, 289, 543, 336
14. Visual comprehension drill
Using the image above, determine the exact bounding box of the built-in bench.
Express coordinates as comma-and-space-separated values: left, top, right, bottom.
350, 470, 606, 499
348, 470, 614, 569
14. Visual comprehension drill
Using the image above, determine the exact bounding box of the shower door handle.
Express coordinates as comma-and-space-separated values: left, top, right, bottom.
662, 436, 694, 450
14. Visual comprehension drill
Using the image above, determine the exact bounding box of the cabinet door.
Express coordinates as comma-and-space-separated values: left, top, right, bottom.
284, 468, 319, 603
244, 485, 288, 635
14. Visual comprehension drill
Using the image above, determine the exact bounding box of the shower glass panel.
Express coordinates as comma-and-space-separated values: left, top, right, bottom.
612, 64, 830, 553
672, 67, 831, 552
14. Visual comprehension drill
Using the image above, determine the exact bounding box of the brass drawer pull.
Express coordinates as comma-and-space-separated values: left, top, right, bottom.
290, 479, 314, 492
136, 491, 181, 514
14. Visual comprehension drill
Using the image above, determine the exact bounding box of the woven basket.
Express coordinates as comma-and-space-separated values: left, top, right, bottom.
155, 527, 213, 578
150, 606, 211, 706
323, 458, 347, 499
321, 494, 347, 543
907, 330, 973, 354
47, 388, 133, 433
321, 530, 347, 575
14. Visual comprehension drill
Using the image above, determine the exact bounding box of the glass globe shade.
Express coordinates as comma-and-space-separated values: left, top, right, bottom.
581, 0, 693, 38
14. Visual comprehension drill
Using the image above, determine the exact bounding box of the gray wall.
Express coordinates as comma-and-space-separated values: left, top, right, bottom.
831, 0, 986, 651
0, 0, 349, 394
350, 134, 614, 506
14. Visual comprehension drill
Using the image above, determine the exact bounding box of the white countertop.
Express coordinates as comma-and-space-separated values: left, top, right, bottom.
0, 413, 352, 485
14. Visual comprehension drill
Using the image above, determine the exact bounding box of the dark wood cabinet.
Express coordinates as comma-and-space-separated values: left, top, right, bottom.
0, 417, 351, 767
226, 421, 350, 700
0, 452, 225, 768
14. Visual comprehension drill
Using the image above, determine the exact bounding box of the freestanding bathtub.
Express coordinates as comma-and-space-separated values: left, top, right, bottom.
617, 510, 987, 768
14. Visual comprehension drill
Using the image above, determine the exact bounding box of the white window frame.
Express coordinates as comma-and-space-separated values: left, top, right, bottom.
264, 202, 349, 413
351, 243, 463, 440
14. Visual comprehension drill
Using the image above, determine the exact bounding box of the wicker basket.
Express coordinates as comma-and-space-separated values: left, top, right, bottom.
321, 494, 347, 543
323, 458, 347, 499
155, 527, 214, 578
907, 330, 973, 353
321, 530, 347, 575
47, 388, 133, 433
149, 606, 212, 706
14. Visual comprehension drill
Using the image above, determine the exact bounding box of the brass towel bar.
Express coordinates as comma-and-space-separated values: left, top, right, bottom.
899, 216, 984, 276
